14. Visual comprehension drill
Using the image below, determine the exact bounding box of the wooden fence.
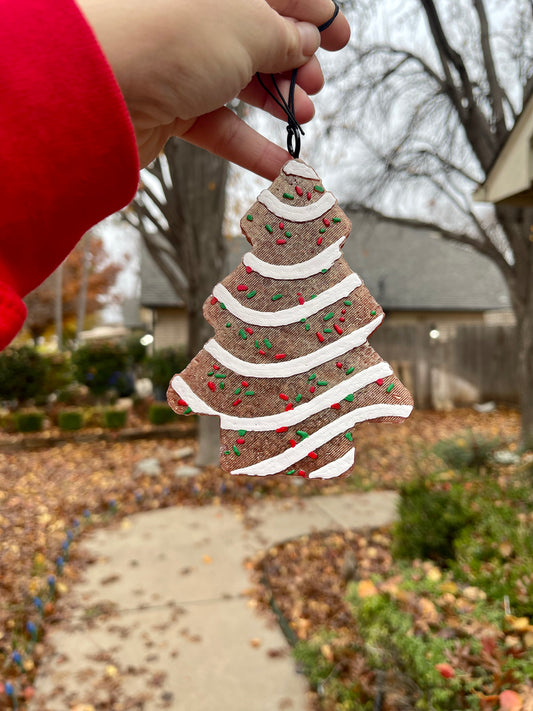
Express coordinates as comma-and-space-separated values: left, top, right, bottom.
369, 323, 518, 409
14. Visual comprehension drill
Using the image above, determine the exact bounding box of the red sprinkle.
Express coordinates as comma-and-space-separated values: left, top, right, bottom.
295, 186, 303, 196
310, 386, 316, 393
276, 239, 287, 245
245, 327, 253, 335
285, 403, 294, 411
236, 438, 245, 444
279, 222, 284, 230
275, 353, 286, 360
336, 362, 343, 368
233, 398, 242, 406
317, 332, 325, 343
237, 284, 248, 291
306, 191, 311, 200
298, 470, 307, 477
245, 266, 253, 274
241, 381, 249, 387
279, 393, 289, 401
213, 365, 220, 370
290, 439, 297, 448
276, 426, 288, 433
323, 218, 330, 226
376, 378, 384, 386
341, 309, 346, 314
334, 324, 343, 335
177, 399, 187, 406
208, 382, 216, 391
298, 296, 305, 305
210, 296, 218, 305
308, 451, 318, 460
317, 237, 323, 246
258, 349, 266, 355
340, 317, 345, 322
331, 403, 341, 410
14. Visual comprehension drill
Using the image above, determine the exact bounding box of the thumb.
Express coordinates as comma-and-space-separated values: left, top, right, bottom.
253, 17, 321, 75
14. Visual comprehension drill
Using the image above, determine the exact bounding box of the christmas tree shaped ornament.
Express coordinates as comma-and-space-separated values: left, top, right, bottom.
167, 158, 413, 479
167, 2, 413, 479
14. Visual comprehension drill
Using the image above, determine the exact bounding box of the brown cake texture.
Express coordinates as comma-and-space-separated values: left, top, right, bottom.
167, 159, 413, 479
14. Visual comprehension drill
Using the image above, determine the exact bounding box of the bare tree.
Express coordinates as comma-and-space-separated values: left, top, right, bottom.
123, 139, 228, 465
328, 0, 533, 445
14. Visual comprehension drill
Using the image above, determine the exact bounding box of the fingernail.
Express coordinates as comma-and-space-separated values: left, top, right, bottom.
297, 22, 321, 57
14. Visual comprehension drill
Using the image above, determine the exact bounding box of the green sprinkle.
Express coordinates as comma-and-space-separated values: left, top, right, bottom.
370, 310, 376, 316
321, 268, 327, 273
232, 445, 241, 456
310, 294, 317, 299
245, 390, 255, 396
344, 393, 354, 402
317, 380, 328, 386
314, 185, 324, 193
220, 382, 225, 390
272, 294, 283, 301
254, 340, 260, 349
286, 469, 296, 476
224, 450, 231, 455
265, 224, 273, 233
305, 324, 310, 331
324, 328, 333, 333
295, 394, 303, 403
226, 322, 231, 328
283, 192, 294, 199
319, 227, 326, 233
184, 407, 192, 414
220, 302, 227, 310
285, 231, 292, 238
214, 373, 226, 379
264, 338, 272, 349
345, 432, 354, 442
346, 367, 355, 375
332, 217, 341, 223
308, 374, 317, 381
208, 370, 214, 376
300, 318, 306, 323
239, 328, 247, 340
234, 387, 242, 395
238, 430, 247, 436
296, 430, 309, 439
324, 312, 334, 321
386, 383, 395, 393
344, 300, 352, 306
246, 214, 253, 221
246, 290, 257, 299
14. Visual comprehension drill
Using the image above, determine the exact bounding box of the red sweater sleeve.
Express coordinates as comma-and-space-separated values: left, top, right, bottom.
0, 0, 139, 350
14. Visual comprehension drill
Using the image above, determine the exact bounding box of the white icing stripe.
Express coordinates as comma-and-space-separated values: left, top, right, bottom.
242, 237, 346, 280
171, 362, 393, 431
230, 404, 413, 477
306, 448, 355, 480
204, 314, 384, 378
282, 160, 319, 181
213, 273, 362, 327
258, 189, 336, 222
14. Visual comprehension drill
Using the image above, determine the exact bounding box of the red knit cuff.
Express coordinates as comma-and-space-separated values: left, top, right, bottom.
0, 282, 27, 351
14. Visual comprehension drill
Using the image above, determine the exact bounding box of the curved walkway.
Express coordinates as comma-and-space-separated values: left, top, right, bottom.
30, 492, 398, 711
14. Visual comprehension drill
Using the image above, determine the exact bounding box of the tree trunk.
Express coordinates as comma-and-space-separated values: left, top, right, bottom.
55, 262, 63, 351
76, 234, 91, 341
517, 301, 533, 449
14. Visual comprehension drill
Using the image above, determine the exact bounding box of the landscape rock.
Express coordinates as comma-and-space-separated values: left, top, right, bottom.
134, 457, 162, 478
174, 465, 201, 478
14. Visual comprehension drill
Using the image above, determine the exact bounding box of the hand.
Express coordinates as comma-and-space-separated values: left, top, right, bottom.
76, 0, 350, 178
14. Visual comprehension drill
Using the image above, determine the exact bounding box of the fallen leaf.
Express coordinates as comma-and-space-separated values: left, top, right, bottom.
498, 690, 523, 711
435, 662, 455, 679
357, 580, 378, 598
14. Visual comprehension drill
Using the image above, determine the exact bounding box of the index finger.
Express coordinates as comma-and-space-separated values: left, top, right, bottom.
266, 0, 350, 51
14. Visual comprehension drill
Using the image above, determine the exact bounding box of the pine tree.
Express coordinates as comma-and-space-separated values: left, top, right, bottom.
167, 160, 413, 479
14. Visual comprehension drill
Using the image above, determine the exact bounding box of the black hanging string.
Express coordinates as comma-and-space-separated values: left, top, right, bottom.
256, 0, 340, 159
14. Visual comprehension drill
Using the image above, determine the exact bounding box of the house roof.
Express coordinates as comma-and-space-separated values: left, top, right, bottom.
141, 213, 511, 312
474, 92, 533, 206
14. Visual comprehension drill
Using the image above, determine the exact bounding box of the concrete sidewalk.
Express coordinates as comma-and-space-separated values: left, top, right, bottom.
30, 492, 398, 711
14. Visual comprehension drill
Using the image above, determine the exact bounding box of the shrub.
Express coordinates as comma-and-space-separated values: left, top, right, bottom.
433, 431, 500, 473
0, 347, 49, 403
392, 479, 475, 565
15, 411, 45, 433
72, 343, 133, 397
148, 403, 178, 425
144, 347, 189, 399
58, 410, 84, 431
103, 408, 128, 429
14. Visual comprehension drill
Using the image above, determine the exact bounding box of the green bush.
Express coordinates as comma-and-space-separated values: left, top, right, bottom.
103, 408, 128, 429
392, 480, 475, 565
15, 411, 45, 433
58, 410, 84, 431
145, 347, 189, 398
433, 431, 500, 473
148, 402, 178, 425
72, 343, 132, 397
0, 347, 50, 403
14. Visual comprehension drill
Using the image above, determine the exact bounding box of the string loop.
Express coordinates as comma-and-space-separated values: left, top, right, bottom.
255, 0, 340, 158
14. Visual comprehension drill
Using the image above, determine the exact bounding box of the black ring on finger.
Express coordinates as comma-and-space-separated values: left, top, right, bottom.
317, 0, 340, 32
